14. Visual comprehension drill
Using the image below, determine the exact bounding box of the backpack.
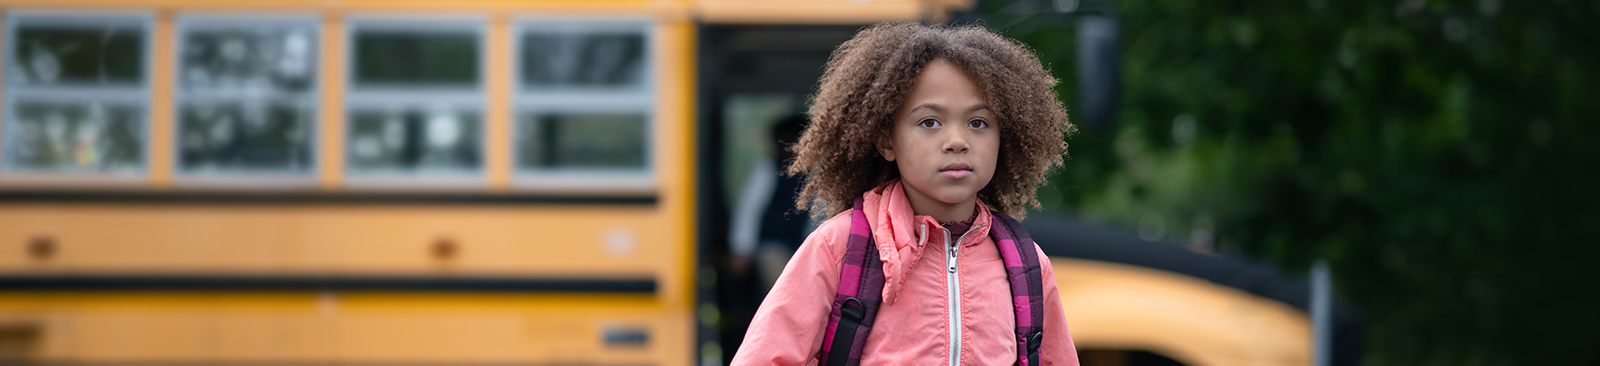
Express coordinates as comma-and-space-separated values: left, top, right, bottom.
818, 197, 1046, 366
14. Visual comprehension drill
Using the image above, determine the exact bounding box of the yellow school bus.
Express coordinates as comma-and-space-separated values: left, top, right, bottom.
0, 0, 704, 364
0, 1, 1326, 365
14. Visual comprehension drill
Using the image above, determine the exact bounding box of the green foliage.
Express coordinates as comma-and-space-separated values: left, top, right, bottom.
989, 0, 1600, 364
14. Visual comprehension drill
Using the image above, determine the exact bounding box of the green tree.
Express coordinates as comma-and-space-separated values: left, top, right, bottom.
989, 0, 1600, 364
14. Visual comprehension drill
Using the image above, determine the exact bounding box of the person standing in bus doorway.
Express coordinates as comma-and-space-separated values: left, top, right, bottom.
733, 23, 1080, 365
728, 114, 812, 295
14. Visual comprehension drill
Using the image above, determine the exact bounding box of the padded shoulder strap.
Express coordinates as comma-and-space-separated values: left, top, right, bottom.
819, 197, 884, 366
989, 211, 1046, 366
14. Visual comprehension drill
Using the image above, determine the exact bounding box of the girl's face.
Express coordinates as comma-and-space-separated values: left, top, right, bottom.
877, 59, 1000, 221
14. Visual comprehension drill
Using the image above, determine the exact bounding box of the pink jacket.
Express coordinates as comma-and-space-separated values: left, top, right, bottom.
733, 181, 1079, 365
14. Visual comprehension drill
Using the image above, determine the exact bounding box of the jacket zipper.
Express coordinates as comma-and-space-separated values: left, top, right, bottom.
944, 223, 980, 366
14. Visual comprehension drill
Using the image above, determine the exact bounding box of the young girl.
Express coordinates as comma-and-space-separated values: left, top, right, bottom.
732, 23, 1078, 365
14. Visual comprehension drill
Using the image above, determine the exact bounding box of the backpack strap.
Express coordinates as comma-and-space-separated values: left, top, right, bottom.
819, 197, 885, 366
989, 211, 1046, 366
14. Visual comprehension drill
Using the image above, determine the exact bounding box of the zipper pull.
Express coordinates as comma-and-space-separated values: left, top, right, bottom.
947, 245, 957, 273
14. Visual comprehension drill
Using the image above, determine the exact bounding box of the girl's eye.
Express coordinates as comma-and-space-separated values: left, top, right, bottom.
918, 118, 940, 128
968, 119, 988, 129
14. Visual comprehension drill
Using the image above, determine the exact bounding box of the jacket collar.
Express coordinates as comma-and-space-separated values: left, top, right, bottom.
861, 180, 993, 305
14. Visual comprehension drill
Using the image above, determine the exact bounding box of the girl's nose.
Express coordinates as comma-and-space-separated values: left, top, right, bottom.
943, 130, 970, 153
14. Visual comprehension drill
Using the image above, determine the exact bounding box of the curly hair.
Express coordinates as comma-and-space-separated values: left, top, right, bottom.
786, 22, 1074, 220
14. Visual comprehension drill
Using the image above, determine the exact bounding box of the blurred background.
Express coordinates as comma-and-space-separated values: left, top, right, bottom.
0, 0, 1595, 366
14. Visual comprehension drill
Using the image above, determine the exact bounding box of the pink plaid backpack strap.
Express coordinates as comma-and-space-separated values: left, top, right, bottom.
989, 211, 1047, 366
818, 197, 885, 366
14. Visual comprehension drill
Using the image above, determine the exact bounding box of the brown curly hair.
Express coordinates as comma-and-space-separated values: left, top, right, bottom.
787, 22, 1074, 219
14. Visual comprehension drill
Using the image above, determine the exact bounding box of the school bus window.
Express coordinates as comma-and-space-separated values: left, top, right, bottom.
347, 108, 482, 174
513, 21, 652, 176
5, 102, 145, 173
346, 19, 484, 178
3, 13, 149, 174
176, 17, 318, 175
8, 19, 144, 85
518, 112, 646, 170
520, 30, 645, 89
354, 28, 478, 87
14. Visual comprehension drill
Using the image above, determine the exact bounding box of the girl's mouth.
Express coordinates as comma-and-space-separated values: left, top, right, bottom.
941, 163, 972, 179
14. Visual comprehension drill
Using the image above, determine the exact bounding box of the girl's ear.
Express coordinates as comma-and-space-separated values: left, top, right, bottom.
876, 134, 897, 162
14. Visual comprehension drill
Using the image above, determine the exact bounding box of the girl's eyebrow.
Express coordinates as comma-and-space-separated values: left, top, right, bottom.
909, 103, 992, 114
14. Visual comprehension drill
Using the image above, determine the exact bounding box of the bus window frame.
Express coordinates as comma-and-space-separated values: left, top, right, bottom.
169, 13, 322, 188
0, 10, 155, 185
341, 14, 489, 188
510, 17, 657, 194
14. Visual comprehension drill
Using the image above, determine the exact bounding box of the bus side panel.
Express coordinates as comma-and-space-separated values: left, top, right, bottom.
0, 293, 688, 364
0, 204, 673, 276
